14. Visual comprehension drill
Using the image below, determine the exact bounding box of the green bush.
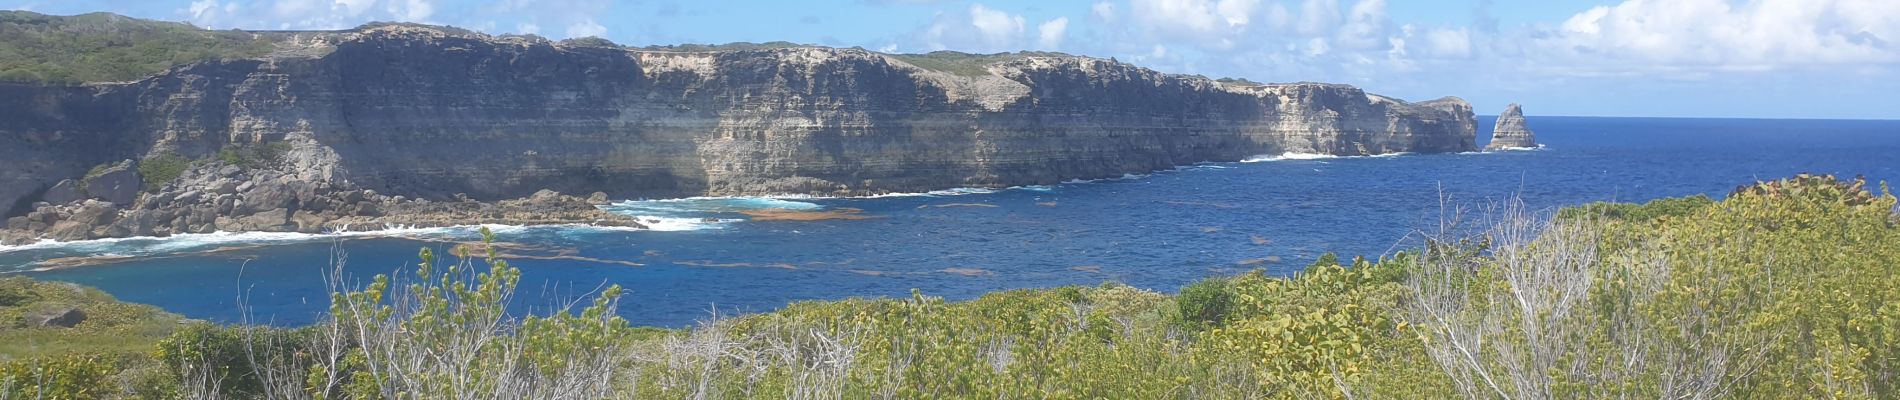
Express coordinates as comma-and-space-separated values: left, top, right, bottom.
0, 354, 116, 399
215, 141, 290, 169
1174, 277, 1233, 331
1557, 193, 1714, 222
136, 153, 189, 192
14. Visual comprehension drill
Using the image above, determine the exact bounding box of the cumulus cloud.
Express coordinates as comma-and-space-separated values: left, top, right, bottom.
478, 0, 615, 39
565, 17, 606, 38
1038, 17, 1069, 49
1540, 0, 1900, 70
1128, 0, 1259, 44
968, 4, 1025, 47
1091, 1, 1117, 22
177, 0, 436, 30
1334, 0, 1388, 50
910, 3, 1067, 53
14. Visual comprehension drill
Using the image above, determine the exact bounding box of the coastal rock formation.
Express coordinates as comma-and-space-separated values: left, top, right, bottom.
1485, 103, 1537, 151
0, 21, 1478, 243
0, 163, 640, 244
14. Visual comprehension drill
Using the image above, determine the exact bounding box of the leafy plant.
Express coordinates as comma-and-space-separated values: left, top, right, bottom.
135, 153, 189, 192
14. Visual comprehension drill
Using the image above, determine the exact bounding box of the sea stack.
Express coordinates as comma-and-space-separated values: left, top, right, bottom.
1485, 103, 1537, 151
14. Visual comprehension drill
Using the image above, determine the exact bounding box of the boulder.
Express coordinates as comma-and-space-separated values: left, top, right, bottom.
29, 307, 87, 328
84, 159, 143, 205
46, 221, 93, 241
70, 200, 120, 226
42, 179, 83, 204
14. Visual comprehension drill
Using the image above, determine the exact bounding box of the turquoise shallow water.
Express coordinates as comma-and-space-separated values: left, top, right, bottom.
3, 116, 1897, 327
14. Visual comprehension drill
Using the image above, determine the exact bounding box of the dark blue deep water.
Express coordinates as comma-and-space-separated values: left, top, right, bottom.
3, 117, 1897, 327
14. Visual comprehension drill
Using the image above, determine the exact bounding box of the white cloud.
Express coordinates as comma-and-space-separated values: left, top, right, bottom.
566, 18, 606, 38
1419, 27, 1471, 59
968, 4, 1025, 47
1335, 0, 1387, 50
909, 3, 1067, 53
177, 0, 438, 30
1038, 17, 1069, 50
1129, 0, 1259, 40
1295, 0, 1340, 36
337, 0, 376, 16
1542, 0, 1900, 70
1092, 1, 1117, 22
515, 22, 540, 35
390, 0, 433, 21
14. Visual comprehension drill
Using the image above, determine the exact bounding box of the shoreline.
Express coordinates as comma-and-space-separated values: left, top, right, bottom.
2, 149, 1480, 253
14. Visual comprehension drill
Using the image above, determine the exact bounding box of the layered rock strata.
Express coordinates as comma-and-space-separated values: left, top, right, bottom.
1, 24, 1479, 244
1485, 103, 1537, 150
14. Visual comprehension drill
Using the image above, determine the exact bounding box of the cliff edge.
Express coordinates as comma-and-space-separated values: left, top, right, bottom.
0, 18, 1478, 243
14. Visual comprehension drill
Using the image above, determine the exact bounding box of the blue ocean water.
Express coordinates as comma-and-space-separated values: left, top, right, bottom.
3, 116, 1897, 327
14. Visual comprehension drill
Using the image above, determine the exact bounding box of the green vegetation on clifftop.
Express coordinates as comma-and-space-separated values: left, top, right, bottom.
0, 11, 280, 83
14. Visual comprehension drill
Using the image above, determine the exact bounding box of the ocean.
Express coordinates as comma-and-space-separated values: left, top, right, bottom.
3, 116, 1896, 327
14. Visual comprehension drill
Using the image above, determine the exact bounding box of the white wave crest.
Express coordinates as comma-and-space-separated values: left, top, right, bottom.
1487, 144, 1549, 152
628, 216, 734, 232
0, 223, 652, 256
604, 197, 824, 215
1241, 152, 1413, 162
1241, 152, 1338, 162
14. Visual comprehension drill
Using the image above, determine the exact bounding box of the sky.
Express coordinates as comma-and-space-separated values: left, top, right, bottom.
5, 0, 1897, 119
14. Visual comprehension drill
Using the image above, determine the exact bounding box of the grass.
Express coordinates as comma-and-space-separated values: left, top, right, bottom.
0, 277, 184, 361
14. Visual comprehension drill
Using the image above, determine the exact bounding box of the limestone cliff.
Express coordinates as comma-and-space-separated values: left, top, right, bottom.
1485, 103, 1537, 151
1, 23, 1477, 243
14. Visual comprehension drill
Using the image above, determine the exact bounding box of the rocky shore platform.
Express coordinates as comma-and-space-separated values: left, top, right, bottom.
1, 162, 643, 245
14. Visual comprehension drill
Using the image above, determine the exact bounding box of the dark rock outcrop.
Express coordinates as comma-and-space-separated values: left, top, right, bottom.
1485, 103, 1537, 151
28, 307, 87, 328
0, 23, 1480, 243
42, 180, 81, 204
83, 159, 141, 205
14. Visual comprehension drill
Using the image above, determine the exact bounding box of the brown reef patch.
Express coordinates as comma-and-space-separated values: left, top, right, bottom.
741, 208, 876, 221
940, 267, 993, 277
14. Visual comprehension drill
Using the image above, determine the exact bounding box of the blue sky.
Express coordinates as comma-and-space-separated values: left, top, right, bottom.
6, 0, 1896, 119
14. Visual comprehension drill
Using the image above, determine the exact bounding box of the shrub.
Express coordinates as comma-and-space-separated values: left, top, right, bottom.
1557, 194, 1714, 222
1175, 277, 1233, 331
136, 153, 189, 191
215, 141, 291, 169
0, 354, 116, 399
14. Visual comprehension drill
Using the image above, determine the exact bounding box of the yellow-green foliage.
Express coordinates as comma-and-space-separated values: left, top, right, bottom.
3, 174, 1896, 399
215, 141, 291, 170
136, 153, 190, 191
0, 353, 116, 399
1648, 174, 1900, 398
0, 278, 182, 399
0, 277, 183, 360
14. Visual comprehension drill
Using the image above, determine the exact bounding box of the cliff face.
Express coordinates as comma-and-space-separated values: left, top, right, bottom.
1, 25, 1477, 241
1485, 103, 1537, 151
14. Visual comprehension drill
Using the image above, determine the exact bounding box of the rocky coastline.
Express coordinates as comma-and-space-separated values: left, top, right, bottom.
2, 162, 641, 245
3, 20, 1484, 245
